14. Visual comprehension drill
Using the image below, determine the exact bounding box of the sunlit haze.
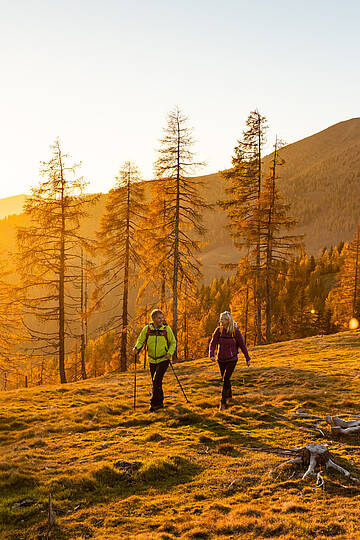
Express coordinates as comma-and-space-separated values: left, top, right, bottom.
1, 0, 359, 198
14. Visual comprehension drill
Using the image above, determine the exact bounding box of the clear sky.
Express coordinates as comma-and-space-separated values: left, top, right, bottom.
0, 0, 359, 198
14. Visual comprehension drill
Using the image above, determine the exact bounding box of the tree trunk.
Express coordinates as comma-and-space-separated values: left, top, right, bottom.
353, 227, 359, 317
143, 307, 148, 369
265, 139, 277, 343
253, 275, 258, 346
244, 285, 249, 345
172, 117, 181, 360
80, 248, 87, 380
255, 120, 263, 344
59, 150, 67, 384
74, 344, 78, 381
39, 360, 44, 385
184, 289, 188, 359
161, 197, 167, 309
120, 165, 131, 372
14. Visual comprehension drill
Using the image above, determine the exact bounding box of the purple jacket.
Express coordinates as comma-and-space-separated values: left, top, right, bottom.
209, 326, 250, 363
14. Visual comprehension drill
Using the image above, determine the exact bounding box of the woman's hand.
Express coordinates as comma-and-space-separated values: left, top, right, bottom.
210, 356, 215, 362
132, 347, 139, 354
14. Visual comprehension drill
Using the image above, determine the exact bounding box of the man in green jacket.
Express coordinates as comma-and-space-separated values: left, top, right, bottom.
133, 309, 176, 412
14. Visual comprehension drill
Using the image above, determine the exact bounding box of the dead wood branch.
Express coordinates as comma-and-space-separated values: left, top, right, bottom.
325, 415, 360, 435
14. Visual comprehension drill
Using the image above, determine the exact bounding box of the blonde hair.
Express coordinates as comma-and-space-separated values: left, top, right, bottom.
220, 311, 235, 335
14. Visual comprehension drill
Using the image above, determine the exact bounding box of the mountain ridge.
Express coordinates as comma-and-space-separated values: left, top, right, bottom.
0, 117, 359, 269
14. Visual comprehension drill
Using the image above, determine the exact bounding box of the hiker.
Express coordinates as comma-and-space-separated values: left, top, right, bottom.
133, 309, 176, 412
209, 311, 250, 411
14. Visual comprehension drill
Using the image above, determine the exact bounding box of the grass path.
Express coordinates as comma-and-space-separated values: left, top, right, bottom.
1, 330, 360, 539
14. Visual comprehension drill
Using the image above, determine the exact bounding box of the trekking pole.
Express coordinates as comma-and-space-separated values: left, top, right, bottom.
169, 359, 189, 403
133, 352, 138, 410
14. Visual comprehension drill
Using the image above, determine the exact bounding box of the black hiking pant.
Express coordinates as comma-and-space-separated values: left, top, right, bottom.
218, 359, 237, 405
149, 359, 170, 408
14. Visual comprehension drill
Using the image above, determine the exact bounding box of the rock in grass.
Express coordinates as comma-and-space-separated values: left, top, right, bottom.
11, 498, 35, 510
114, 460, 141, 472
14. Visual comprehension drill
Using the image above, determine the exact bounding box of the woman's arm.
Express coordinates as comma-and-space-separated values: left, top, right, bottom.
209, 327, 220, 359
235, 328, 250, 363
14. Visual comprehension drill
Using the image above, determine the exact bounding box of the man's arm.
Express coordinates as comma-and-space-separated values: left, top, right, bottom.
166, 326, 177, 356
133, 325, 148, 352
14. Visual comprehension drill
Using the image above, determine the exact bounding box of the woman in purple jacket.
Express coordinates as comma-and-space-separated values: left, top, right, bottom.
209, 311, 251, 411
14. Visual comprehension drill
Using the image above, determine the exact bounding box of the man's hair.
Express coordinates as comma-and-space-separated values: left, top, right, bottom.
151, 309, 164, 321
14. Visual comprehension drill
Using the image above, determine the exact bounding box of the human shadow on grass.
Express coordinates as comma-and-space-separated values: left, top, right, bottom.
230, 365, 345, 390
164, 406, 280, 449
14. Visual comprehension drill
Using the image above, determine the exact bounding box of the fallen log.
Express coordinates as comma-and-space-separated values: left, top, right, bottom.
325, 415, 360, 435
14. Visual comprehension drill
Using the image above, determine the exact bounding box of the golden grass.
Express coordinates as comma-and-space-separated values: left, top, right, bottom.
1, 329, 360, 539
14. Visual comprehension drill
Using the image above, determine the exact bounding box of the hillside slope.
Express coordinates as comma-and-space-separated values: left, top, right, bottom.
0, 195, 26, 220
1, 118, 359, 279
1, 330, 360, 539
269, 117, 360, 252
201, 116, 360, 262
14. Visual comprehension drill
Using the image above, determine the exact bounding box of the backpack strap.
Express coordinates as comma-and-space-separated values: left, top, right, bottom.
162, 323, 169, 349
143, 324, 151, 349
143, 323, 169, 350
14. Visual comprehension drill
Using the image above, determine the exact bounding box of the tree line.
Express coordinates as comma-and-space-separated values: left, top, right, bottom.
0, 108, 359, 389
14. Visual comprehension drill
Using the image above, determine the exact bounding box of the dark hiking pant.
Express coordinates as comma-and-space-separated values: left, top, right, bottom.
218, 360, 237, 405
149, 359, 170, 408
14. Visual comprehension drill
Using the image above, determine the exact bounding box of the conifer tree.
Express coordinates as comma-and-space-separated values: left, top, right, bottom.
258, 137, 303, 342
136, 186, 172, 311
16, 139, 96, 383
220, 110, 268, 344
152, 107, 210, 355
328, 228, 360, 326
0, 257, 23, 388
0, 259, 21, 361
229, 255, 254, 345
96, 161, 145, 372
79, 247, 89, 379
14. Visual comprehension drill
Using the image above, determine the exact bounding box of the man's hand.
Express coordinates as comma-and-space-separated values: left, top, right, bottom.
210, 356, 215, 362
165, 353, 171, 360
132, 347, 139, 354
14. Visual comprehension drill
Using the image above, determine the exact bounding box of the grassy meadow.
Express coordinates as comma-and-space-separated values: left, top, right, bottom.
1, 330, 360, 539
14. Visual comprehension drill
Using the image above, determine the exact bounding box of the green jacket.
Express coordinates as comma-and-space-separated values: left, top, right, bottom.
135, 323, 176, 364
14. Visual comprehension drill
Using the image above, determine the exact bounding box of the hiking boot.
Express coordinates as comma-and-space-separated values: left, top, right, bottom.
219, 402, 227, 411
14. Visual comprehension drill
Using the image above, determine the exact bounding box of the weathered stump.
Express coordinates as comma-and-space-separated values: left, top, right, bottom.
48, 493, 56, 528
284, 444, 360, 485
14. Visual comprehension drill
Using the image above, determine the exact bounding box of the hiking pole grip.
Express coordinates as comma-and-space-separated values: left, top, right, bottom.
170, 360, 189, 403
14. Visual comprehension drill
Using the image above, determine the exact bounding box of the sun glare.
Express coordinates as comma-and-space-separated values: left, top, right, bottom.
349, 318, 359, 330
